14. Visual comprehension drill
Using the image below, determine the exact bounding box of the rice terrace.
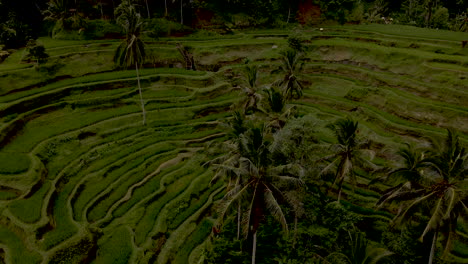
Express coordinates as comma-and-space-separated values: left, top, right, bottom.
0, 1, 467, 264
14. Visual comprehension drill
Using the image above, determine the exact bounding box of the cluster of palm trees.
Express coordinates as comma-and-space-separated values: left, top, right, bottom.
377, 130, 467, 264
208, 52, 466, 264
211, 110, 466, 264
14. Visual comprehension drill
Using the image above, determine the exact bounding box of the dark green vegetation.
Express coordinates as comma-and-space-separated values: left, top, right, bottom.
0, 8, 468, 264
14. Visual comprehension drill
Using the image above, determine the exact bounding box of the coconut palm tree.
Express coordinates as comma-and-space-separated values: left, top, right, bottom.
43, 0, 69, 37
239, 64, 264, 115
378, 130, 467, 264
321, 118, 375, 202
419, 129, 467, 263
376, 144, 428, 213
273, 49, 305, 100
114, 0, 147, 125
215, 125, 303, 264
263, 84, 296, 131
209, 111, 248, 240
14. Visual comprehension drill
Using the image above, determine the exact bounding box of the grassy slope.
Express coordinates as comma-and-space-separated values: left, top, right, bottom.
0, 24, 466, 263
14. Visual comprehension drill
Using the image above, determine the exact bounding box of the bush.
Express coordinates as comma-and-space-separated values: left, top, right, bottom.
0, 20, 33, 48
28, 45, 49, 64
431, 7, 449, 29
83, 19, 122, 39
145, 18, 193, 38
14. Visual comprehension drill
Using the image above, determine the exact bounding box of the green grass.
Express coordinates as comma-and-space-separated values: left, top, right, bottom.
0, 152, 30, 174
0, 224, 42, 264
340, 24, 468, 42
9, 182, 51, 223
173, 218, 213, 264
92, 226, 133, 264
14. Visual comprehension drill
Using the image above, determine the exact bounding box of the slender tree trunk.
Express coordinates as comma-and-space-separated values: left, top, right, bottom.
164, 0, 168, 17
237, 201, 241, 240
252, 231, 257, 264
111, 0, 115, 20
145, 0, 150, 18
425, 0, 434, 27
293, 214, 298, 248
286, 6, 291, 23
428, 224, 439, 264
180, 0, 183, 24
100, 0, 104, 20
337, 177, 345, 202
135, 63, 147, 125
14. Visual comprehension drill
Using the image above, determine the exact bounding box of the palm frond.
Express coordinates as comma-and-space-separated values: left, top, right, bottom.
420, 196, 444, 241
264, 185, 289, 234
395, 191, 436, 226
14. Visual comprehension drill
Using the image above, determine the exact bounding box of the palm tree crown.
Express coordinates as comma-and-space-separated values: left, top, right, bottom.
273, 49, 305, 100
321, 118, 374, 202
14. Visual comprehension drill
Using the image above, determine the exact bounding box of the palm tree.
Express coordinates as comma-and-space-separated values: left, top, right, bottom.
377, 130, 467, 264
239, 64, 264, 115
376, 144, 428, 214
321, 118, 374, 202
273, 49, 305, 100
215, 125, 303, 264
114, 0, 147, 125
43, 0, 69, 37
420, 129, 467, 263
209, 111, 247, 240
264, 85, 295, 131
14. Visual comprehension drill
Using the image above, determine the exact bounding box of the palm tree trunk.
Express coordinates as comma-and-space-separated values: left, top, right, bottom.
293, 214, 298, 248
252, 231, 257, 264
100, 0, 104, 20
180, 0, 183, 24
164, 0, 168, 17
237, 201, 241, 240
111, 0, 115, 19
145, 0, 150, 18
135, 63, 147, 125
428, 224, 439, 264
337, 177, 345, 203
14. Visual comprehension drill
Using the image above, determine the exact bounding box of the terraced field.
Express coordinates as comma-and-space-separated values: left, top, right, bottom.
0, 24, 467, 263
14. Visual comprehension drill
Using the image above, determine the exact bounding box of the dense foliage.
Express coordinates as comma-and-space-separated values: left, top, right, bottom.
1, 0, 467, 48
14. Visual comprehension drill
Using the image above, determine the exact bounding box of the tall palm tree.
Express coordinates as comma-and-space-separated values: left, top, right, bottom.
420, 129, 467, 263
239, 64, 264, 115
114, 0, 147, 125
43, 0, 69, 37
376, 144, 428, 213
321, 118, 374, 202
209, 111, 247, 240
215, 125, 303, 264
273, 49, 305, 100
377, 130, 467, 264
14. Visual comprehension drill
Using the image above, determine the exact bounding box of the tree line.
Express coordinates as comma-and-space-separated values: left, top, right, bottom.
1, 0, 467, 49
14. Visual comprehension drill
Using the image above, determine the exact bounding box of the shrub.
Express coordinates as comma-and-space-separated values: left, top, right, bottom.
431, 7, 449, 29
83, 19, 122, 39
145, 18, 193, 38
28, 45, 49, 64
